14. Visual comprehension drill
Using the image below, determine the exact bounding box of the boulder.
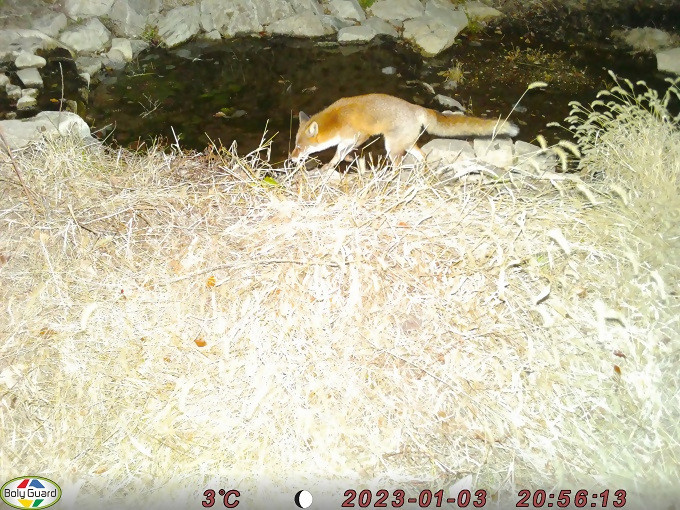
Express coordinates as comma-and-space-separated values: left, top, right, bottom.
64, 0, 116, 18
6, 84, 22, 100
618, 27, 673, 52
15, 51, 47, 69
60, 17, 111, 53
33, 13, 68, 37
338, 16, 398, 42
328, 0, 366, 22
514, 140, 557, 173
76, 56, 104, 76
0, 29, 64, 62
0, 111, 91, 151
268, 10, 333, 37
462, 0, 502, 21
403, 2, 467, 56
0, 73, 9, 87
473, 136, 514, 168
17, 89, 39, 110
200, 0, 262, 35
16, 68, 44, 88
423, 138, 475, 167
656, 47, 680, 75
109, 38, 133, 61
109, 0, 147, 37
158, 5, 201, 47
369, 0, 424, 23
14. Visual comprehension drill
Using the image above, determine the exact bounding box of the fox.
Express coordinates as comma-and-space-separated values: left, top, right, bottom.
290, 93, 519, 169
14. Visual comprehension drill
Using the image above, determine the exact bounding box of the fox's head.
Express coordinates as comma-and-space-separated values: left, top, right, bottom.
290, 111, 318, 163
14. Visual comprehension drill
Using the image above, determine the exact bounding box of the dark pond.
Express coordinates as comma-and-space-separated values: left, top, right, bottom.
4, 6, 678, 164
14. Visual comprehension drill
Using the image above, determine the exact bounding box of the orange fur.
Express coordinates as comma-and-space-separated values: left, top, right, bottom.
290, 93, 519, 169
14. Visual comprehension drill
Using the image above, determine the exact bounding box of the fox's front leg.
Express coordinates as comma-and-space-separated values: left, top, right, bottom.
321, 141, 356, 171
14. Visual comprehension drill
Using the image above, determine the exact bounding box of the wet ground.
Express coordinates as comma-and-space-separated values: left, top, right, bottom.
2, 8, 677, 163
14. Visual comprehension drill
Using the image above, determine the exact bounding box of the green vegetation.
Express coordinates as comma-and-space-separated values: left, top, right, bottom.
357, 0, 375, 8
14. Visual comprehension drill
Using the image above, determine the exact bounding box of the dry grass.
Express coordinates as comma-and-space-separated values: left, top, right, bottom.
1, 79, 679, 509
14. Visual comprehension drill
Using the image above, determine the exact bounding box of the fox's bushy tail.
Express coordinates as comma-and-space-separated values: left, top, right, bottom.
424, 109, 519, 138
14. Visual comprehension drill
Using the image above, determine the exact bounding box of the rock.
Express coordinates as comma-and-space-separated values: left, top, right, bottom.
16, 68, 44, 88
473, 136, 514, 168
617, 27, 673, 52
0, 111, 91, 150
369, 0, 424, 23
0, 73, 9, 87
514, 140, 557, 173
321, 15, 354, 31
33, 13, 68, 37
268, 10, 333, 37
337, 16, 398, 42
158, 5, 201, 47
656, 47, 680, 75
199, 0, 272, 36
109, 38, 133, 61
129, 39, 149, 58
6, 84, 22, 100
382, 66, 396, 74
127, 0, 161, 16
64, 0, 116, 18
0, 29, 64, 62
434, 94, 465, 111
76, 56, 104, 76
327, 0, 366, 22
462, 0, 502, 21
423, 138, 475, 167
363, 16, 399, 37
403, 2, 467, 56
202, 30, 223, 41
17, 95, 38, 110
109, 0, 146, 37
15, 51, 47, 69
60, 17, 111, 53
17, 89, 39, 111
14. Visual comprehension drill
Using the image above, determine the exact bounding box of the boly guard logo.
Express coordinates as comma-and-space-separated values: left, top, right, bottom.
1, 477, 61, 509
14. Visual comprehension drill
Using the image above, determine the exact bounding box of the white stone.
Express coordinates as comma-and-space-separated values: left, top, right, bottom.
369, 0, 424, 23
7, 84, 22, 100
60, 17, 111, 53
17, 95, 38, 110
423, 138, 475, 167
22, 88, 39, 98
434, 94, 465, 111
656, 47, 680, 75
462, 0, 502, 20
129, 39, 150, 58
64, 0, 116, 18
513, 140, 557, 173
76, 56, 104, 76
158, 5, 201, 48
403, 4, 467, 56
33, 13, 68, 37
109, 38, 133, 61
0, 29, 64, 62
64, 0, 113, 18
328, 0, 366, 22
16, 68, 44, 88
473, 137, 514, 168
127, 0, 161, 16
0, 111, 91, 150
110, 0, 146, 37
15, 51, 47, 69
0, 73, 9, 87
338, 25, 376, 43
363, 16, 399, 37
268, 10, 333, 37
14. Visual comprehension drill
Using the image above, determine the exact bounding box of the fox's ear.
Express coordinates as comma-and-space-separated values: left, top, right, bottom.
299, 111, 310, 123
305, 121, 318, 137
